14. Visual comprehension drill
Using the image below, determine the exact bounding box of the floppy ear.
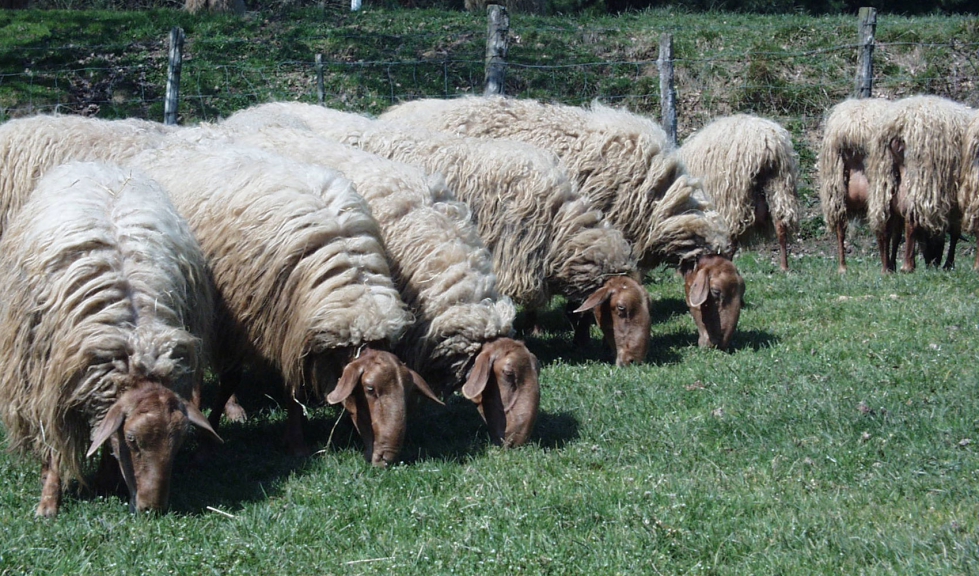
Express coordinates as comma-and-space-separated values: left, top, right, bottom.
409, 368, 444, 406
86, 402, 126, 458
573, 285, 611, 314
687, 267, 710, 307
462, 349, 494, 401
186, 402, 223, 444
327, 361, 363, 405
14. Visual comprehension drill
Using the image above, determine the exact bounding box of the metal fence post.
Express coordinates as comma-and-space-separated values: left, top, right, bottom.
164, 27, 184, 126
854, 7, 876, 98
658, 33, 677, 147
316, 53, 325, 105
484, 4, 509, 97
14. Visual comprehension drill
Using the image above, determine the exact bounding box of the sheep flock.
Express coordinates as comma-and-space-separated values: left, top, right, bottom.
0, 92, 975, 516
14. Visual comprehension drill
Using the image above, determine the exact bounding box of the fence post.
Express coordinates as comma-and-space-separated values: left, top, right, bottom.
315, 53, 325, 105
854, 7, 876, 98
483, 4, 509, 96
658, 33, 677, 147
351, 0, 361, 10
164, 27, 184, 126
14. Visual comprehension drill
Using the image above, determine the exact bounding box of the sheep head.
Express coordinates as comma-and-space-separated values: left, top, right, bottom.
462, 338, 540, 448
682, 254, 745, 351
573, 275, 650, 367
86, 381, 222, 514
327, 348, 441, 467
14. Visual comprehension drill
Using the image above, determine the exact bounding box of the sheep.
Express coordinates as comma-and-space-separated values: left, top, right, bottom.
816, 97, 893, 273
866, 95, 973, 273
0, 161, 221, 517
961, 112, 979, 270
131, 139, 424, 465
380, 96, 744, 350
184, 0, 244, 14
678, 114, 801, 272
230, 102, 650, 366
191, 115, 540, 447
0, 114, 171, 235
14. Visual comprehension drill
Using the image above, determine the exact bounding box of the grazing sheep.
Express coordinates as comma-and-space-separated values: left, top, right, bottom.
232, 102, 650, 366
381, 96, 743, 350
131, 140, 421, 465
0, 162, 220, 517
0, 114, 171, 235
197, 115, 540, 446
958, 111, 979, 270
184, 0, 244, 14
816, 98, 893, 273
678, 114, 801, 272
866, 95, 973, 273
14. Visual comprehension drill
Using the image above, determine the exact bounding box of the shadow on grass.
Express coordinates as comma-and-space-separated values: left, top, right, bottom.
649, 296, 689, 323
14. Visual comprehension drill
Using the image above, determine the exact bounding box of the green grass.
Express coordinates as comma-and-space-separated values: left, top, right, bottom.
3, 247, 979, 574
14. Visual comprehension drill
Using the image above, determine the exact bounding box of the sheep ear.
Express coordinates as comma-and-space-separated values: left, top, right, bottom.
409, 368, 443, 406
327, 361, 363, 405
687, 268, 711, 308
186, 402, 223, 444
462, 349, 494, 401
573, 285, 611, 314
86, 402, 126, 458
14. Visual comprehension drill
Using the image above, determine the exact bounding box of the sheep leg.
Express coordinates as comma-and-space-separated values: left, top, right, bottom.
567, 301, 592, 348
207, 365, 243, 430
835, 219, 848, 274
776, 220, 789, 272
943, 229, 959, 271
36, 457, 61, 518
283, 395, 311, 457
901, 220, 917, 273
876, 231, 892, 274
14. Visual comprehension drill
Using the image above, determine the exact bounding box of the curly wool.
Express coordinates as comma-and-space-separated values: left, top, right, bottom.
0, 114, 171, 235
866, 95, 973, 237
380, 96, 732, 269
958, 112, 979, 236
131, 140, 412, 397
205, 114, 515, 387
244, 102, 635, 308
816, 98, 893, 233
0, 162, 213, 485
678, 114, 801, 243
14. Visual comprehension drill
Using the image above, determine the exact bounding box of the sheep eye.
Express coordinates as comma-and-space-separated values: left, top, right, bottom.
616, 304, 627, 315
365, 386, 376, 395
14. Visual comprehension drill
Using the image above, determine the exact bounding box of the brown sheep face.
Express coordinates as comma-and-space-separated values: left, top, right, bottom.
462, 338, 540, 448
327, 349, 441, 467
683, 255, 745, 351
574, 276, 651, 367
86, 382, 222, 514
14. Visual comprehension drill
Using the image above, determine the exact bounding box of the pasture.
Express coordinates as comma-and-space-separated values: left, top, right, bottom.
2, 239, 978, 574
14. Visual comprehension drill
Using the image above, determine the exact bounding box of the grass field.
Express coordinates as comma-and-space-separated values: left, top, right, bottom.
2, 240, 978, 574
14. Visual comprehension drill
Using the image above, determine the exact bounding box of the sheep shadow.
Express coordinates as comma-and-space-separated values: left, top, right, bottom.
649, 296, 690, 323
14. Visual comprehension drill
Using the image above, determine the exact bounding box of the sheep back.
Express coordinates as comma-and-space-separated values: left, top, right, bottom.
380, 96, 732, 269
0, 161, 213, 485
867, 95, 973, 237
131, 140, 411, 396
0, 114, 171, 234
816, 98, 893, 233
678, 114, 801, 242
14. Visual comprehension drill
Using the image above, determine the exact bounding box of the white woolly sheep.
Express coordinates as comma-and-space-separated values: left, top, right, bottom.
229, 102, 650, 366
678, 114, 801, 272
0, 114, 171, 235
188, 115, 540, 446
0, 161, 220, 517
381, 96, 744, 351
960, 112, 979, 270
866, 94, 973, 273
816, 97, 893, 273
131, 139, 419, 465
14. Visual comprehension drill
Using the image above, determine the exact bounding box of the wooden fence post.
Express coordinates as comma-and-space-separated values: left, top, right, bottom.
854, 7, 876, 98
658, 33, 677, 147
315, 53, 325, 105
483, 4, 509, 97
164, 27, 184, 126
